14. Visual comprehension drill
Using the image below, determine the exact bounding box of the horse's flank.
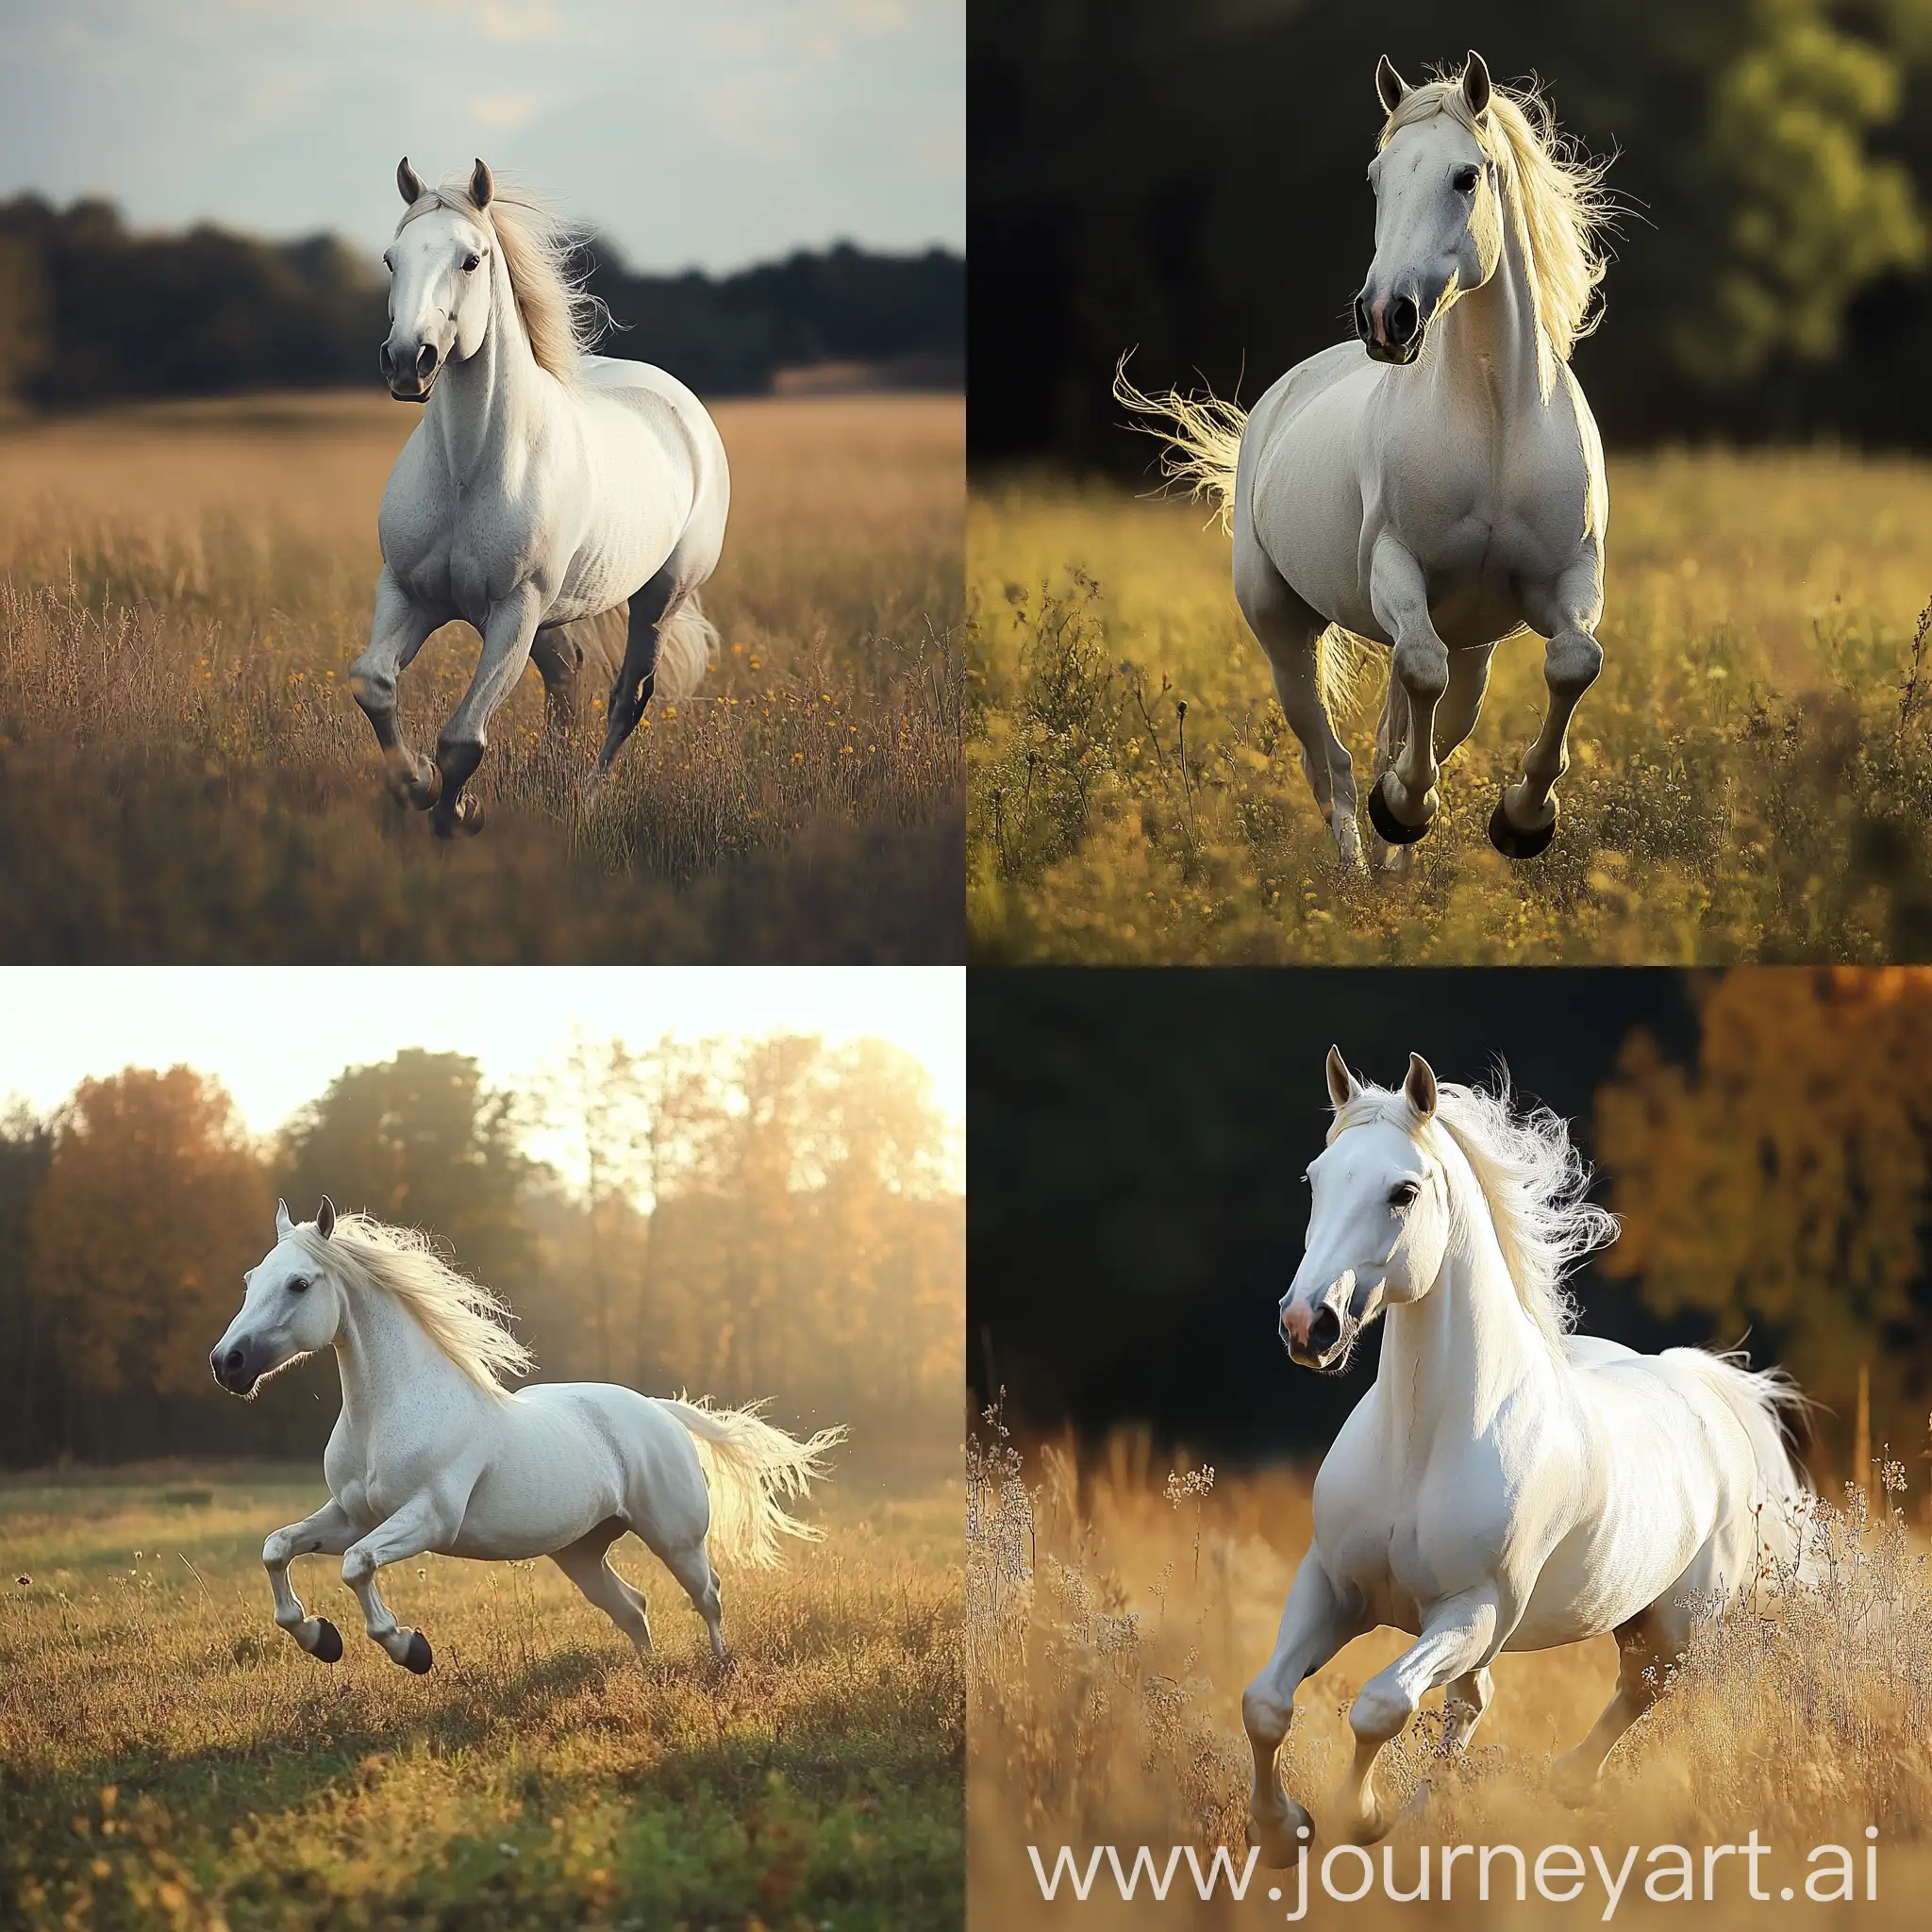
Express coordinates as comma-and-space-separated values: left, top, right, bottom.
1328, 1073, 1618, 1349
293, 1212, 533, 1391
397, 175, 604, 380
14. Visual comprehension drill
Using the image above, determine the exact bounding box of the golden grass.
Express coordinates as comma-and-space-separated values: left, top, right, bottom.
968, 455, 1932, 961
969, 1424, 1932, 1927
0, 1461, 962, 1929
0, 393, 962, 962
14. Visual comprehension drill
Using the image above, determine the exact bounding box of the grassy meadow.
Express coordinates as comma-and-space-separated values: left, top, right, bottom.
0, 1462, 962, 1930
0, 392, 962, 962
968, 1424, 1932, 1928
969, 455, 1932, 961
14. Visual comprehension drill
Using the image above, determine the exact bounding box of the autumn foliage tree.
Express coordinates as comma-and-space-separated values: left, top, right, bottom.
25, 1067, 273, 1457
1595, 968, 1932, 1457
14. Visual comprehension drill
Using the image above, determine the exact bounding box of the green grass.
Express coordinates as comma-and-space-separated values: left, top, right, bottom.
0, 1465, 962, 1930
968, 454, 1932, 961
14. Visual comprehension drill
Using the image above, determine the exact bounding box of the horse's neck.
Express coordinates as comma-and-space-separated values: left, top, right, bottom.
1374, 1185, 1551, 1447
333, 1280, 469, 1439
1426, 190, 1545, 418
427, 257, 548, 484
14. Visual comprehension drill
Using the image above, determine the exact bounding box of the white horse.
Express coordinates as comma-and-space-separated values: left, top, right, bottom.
1243, 1049, 1810, 1856
349, 158, 729, 837
1121, 54, 1612, 871
209, 1200, 841, 1673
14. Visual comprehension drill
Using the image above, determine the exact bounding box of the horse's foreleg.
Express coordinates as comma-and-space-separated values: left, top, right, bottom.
1551, 1617, 1663, 1805
1365, 540, 1450, 844
348, 571, 441, 808
1242, 1551, 1357, 1865
431, 586, 544, 838
1493, 566, 1604, 859
1340, 1587, 1504, 1844
340, 1491, 459, 1673
1440, 1664, 1495, 1753
261, 1498, 359, 1662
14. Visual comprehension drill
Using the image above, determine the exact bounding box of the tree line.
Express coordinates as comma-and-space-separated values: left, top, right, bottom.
0, 1035, 961, 1470
970, 0, 1932, 465
0, 196, 963, 406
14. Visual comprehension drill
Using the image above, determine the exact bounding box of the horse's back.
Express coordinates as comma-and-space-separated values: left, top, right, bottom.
510, 1381, 711, 1542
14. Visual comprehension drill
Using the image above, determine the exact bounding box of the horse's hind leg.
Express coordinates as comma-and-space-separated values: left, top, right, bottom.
658, 1538, 726, 1663
1236, 541, 1363, 873
1440, 1664, 1494, 1754
1550, 1617, 1665, 1804
1242, 1550, 1359, 1864
594, 568, 678, 778
550, 1522, 653, 1662
1493, 567, 1604, 860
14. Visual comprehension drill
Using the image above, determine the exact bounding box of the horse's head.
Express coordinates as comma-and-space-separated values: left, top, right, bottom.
209, 1198, 345, 1397
1355, 53, 1501, 364
1278, 1048, 1451, 1374
379, 158, 498, 402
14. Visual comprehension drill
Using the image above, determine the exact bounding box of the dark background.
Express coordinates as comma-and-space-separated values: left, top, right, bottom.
968, 968, 1709, 1459
0, 196, 963, 405
969, 0, 1932, 471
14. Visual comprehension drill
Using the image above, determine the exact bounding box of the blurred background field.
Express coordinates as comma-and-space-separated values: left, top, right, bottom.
969, 459, 1932, 961
0, 391, 963, 963
2, 1463, 961, 1931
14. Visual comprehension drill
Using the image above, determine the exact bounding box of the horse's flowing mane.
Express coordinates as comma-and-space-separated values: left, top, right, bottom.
296, 1212, 534, 1391
397, 176, 608, 380
1380, 65, 1613, 399
1329, 1069, 1619, 1348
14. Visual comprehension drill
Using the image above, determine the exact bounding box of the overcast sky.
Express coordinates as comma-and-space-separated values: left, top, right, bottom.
0, 967, 964, 1185
0, 0, 962, 274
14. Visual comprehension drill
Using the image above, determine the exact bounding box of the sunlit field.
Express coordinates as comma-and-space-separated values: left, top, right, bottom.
0, 392, 962, 962
968, 455, 1932, 961
0, 1462, 962, 1929
968, 1424, 1932, 1928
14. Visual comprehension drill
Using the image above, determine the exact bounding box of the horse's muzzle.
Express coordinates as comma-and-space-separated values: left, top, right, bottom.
210, 1340, 260, 1397
380, 340, 440, 404
1355, 288, 1424, 365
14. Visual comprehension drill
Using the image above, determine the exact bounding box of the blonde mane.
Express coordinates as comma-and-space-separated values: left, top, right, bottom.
396, 176, 607, 380
1379, 65, 1613, 399
1329, 1069, 1618, 1348
296, 1212, 534, 1392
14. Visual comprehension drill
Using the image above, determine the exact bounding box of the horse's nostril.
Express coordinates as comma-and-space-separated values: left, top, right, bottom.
416, 342, 439, 378
378, 343, 393, 380
1307, 1307, 1341, 1357
224, 1346, 245, 1374
1390, 296, 1419, 345
1353, 295, 1372, 342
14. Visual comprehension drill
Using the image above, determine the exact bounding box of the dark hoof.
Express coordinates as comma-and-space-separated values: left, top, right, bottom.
402, 762, 442, 811
1489, 793, 1557, 860
1367, 775, 1432, 846
403, 1631, 433, 1674
311, 1618, 343, 1664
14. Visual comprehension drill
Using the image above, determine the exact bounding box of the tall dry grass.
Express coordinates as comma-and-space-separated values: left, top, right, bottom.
969, 457, 1932, 961
0, 392, 962, 961
969, 1413, 1932, 1927
0, 1462, 962, 1929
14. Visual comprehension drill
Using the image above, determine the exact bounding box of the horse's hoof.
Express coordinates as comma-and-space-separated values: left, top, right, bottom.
310, 1618, 343, 1664
1489, 791, 1557, 860
402, 1631, 433, 1674
1367, 774, 1433, 846
1251, 1801, 1312, 1869
431, 797, 485, 840
403, 765, 442, 811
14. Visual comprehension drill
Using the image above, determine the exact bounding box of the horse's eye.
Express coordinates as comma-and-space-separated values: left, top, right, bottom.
1452, 164, 1481, 194
288, 1277, 310, 1295
462, 253, 481, 272
1389, 1181, 1421, 1209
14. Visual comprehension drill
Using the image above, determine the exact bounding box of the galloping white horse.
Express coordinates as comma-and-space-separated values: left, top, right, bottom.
1122, 54, 1612, 870
350, 158, 729, 837
209, 1200, 841, 1672
1243, 1050, 1810, 1855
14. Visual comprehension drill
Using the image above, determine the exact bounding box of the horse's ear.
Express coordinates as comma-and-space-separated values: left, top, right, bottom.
275, 1198, 294, 1240
397, 157, 426, 206
470, 158, 494, 209
315, 1196, 336, 1241
1461, 51, 1491, 119
1405, 1053, 1440, 1122
1375, 55, 1409, 116
1325, 1045, 1359, 1110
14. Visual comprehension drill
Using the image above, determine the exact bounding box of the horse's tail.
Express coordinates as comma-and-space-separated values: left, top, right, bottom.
655, 592, 717, 703
1314, 625, 1377, 723
660, 1394, 848, 1569
1682, 1348, 1817, 1584
1112, 355, 1246, 533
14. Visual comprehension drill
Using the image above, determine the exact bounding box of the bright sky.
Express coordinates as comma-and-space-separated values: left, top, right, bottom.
0, 0, 962, 273
0, 969, 964, 1178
